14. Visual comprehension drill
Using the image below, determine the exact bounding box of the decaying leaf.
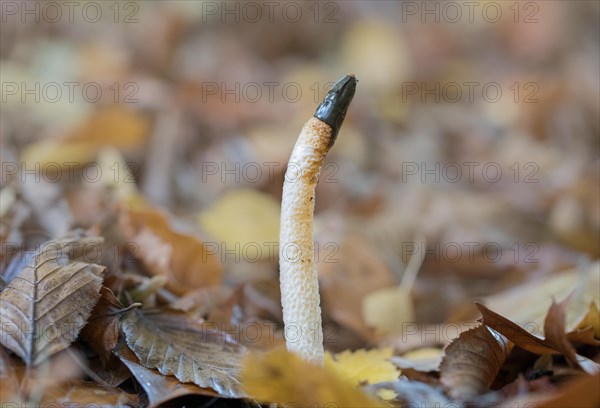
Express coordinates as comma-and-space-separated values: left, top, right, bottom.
324, 348, 399, 386
119, 206, 222, 295
114, 341, 218, 408
440, 324, 509, 400
242, 348, 386, 407
80, 286, 140, 363
543, 300, 584, 370
477, 302, 600, 374
0, 234, 106, 365
476, 302, 559, 355
121, 308, 246, 398
482, 263, 600, 336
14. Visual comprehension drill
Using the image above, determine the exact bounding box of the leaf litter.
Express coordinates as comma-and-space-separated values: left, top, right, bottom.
1, 2, 599, 406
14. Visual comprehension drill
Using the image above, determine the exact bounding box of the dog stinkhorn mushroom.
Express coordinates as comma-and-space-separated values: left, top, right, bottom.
279, 74, 357, 365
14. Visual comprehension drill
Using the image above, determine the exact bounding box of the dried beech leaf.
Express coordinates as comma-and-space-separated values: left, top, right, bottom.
482, 264, 599, 336
114, 341, 218, 408
121, 308, 246, 398
440, 325, 509, 400
81, 286, 140, 364
119, 206, 222, 295
243, 348, 385, 408
478, 302, 599, 374
544, 300, 582, 369
544, 301, 600, 374
0, 235, 106, 366
476, 302, 559, 355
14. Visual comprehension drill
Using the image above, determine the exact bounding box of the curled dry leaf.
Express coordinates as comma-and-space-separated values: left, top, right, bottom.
543, 300, 584, 370
119, 206, 222, 295
440, 324, 509, 400
80, 286, 141, 364
242, 348, 386, 408
476, 302, 559, 355
0, 235, 105, 366
481, 263, 600, 337
121, 308, 246, 398
477, 301, 600, 373
114, 341, 218, 408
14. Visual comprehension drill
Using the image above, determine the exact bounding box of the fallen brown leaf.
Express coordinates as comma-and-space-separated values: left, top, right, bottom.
544, 300, 583, 369
121, 308, 246, 398
0, 234, 106, 365
440, 324, 509, 400
476, 302, 559, 355
119, 206, 222, 295
114, 341, 218, 408
81, 286, 141, 364
477, 301, 600, 374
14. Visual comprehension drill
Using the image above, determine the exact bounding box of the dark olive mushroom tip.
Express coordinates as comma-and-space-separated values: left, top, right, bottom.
314, 74, 358, 147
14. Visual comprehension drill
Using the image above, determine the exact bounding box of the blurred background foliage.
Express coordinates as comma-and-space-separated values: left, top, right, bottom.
1, 1, 599, 346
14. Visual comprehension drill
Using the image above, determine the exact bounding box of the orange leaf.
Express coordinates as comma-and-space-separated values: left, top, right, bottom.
119, 206, 222, 295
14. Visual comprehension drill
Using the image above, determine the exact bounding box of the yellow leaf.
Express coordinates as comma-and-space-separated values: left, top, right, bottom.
362, 286, 414, 335
199, 189, 280, 262
576, 302, 600, 339
21, 106, 149, 169
324, 348, 399, 386
243, 348, 385, 408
